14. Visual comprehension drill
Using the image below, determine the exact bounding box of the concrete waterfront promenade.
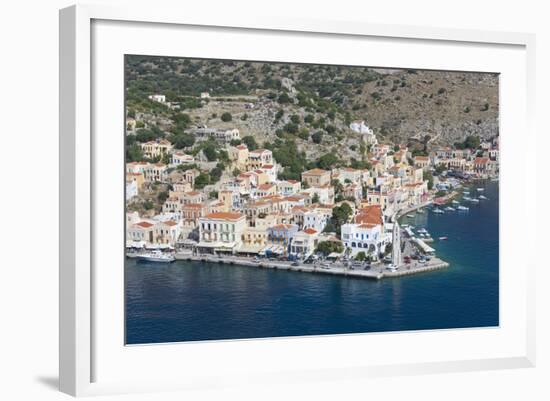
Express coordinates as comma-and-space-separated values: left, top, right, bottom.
174, 253, 449, 280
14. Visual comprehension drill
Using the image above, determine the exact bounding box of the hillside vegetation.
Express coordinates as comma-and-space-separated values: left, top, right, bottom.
126, 56, 499, 162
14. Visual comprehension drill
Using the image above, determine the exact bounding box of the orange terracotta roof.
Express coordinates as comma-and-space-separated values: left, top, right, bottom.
355, 205, 383, 226
303, 228, 317, 235
136, 221, 154, 228
258, 183, 275, 190
474, 157, 489, 164
204, 212, 243, 221
302, 168, 329, 176
163, 220, 178, 226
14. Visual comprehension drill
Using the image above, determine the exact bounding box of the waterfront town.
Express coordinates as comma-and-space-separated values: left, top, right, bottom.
125, 92, 499, 277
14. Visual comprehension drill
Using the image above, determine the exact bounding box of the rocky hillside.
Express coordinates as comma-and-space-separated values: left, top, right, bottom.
126, 56, 498, 159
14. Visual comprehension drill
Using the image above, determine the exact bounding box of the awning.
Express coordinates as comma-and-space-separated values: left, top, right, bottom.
145, 243, 174, 250
263, 245, 285, 255
236, 244, 264, 254
126, 240, 145, 248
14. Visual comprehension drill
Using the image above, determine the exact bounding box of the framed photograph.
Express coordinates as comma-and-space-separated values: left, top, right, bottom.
59, 4, 536, 396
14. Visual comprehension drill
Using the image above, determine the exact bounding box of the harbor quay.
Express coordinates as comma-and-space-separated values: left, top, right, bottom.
164, 252, 450, 280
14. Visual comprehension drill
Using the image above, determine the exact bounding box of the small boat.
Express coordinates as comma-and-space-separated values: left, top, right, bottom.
418, 228, 428, 234
479, 195, 488, 200
451, 200, 459, 205
470, 198, 480, 203
477, 188, 484, 192
406, 214, 414, 218
439, 236, 448, 240
433, 208, 444, 214
136, 250, 175, 263
457, 205, 469, 211
445, 206, 455, 211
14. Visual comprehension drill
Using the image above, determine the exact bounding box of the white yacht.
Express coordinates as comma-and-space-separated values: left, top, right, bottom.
136, 250, 175, 263
433, 208, 444, 214
457, 205, 469, 211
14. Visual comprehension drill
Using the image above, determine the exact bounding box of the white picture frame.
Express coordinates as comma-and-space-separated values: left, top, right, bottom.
59, 3, 536, 397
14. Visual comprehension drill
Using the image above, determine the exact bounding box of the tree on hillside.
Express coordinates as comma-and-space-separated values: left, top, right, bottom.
221, 112, 232, 122
126, 143, 145, 162
317, 153, 339, 170
194, 173, 210, 189
242, 135, 258, 151
277, 93, 292, 104
311, 131, 323, 144
169, 132, 195, 149
202, 143, 218, 161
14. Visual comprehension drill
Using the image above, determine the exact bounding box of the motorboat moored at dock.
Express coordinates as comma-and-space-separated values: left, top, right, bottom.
135, 250, 175, 263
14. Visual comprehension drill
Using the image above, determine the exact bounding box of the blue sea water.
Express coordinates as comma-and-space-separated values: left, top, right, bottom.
125, 181, 499, 344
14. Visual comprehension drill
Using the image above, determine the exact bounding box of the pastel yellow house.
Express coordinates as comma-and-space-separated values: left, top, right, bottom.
301, 168, 331, 187
230, 144, 249, 170
140, 139, 173, 159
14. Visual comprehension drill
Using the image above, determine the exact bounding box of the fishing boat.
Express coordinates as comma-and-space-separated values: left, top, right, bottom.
451, 200, 459, 205
406, 214, 414, 218
445, 206, 455, 211
135, 250, 175, 263
417, 228, 428, 234
439, 236, 448, 241
476, 188, 484, 192
479, 195, 488, 200
457, 205, 469, 211
433, 208, 444, 214
470, 198, 480, 203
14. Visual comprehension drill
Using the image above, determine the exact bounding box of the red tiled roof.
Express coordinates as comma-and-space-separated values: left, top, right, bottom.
303, 228, 317, 235
355, 205, 383, 226
136, 221, 154, 228
302, 168, 329, 176
204, 212, 243, 221
258, 183, 275, 190
474, 157, 489, 164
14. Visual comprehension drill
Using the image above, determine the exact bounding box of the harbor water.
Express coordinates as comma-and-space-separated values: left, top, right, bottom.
126, 181, 499, 344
